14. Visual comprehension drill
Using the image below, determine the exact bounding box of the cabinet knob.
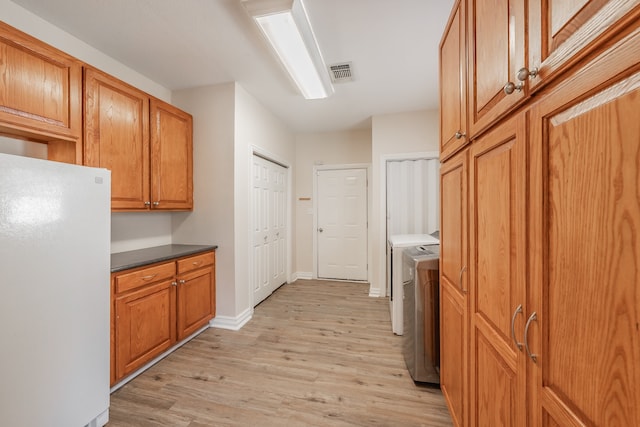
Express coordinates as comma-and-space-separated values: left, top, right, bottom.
503, 81, 523, 95
179, 279, 186, 285
171, 281, 177, 286
517, 67, 538, 81
454, 131, 466, 140
144, 201, 151, 206
153, 201, 160, 206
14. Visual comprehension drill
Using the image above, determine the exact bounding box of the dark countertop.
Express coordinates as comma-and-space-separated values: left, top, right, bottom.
111, 244, 218, 273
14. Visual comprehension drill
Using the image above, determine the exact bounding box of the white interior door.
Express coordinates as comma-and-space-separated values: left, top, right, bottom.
252, 155, 287, 306
317, 168, 368, 281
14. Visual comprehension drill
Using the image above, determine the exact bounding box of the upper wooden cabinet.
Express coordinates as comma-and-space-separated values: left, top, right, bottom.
467, 0, 526, 138
0, 21, 82, 164
84, 68, 150, 210
528, 0, 640, 92
150, 99, 193, 210
84, 68, 193, 212
439, 0, 467, 161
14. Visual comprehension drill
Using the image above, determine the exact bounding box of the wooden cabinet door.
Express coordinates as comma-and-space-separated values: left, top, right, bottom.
469, 114, 527, 427
150, 99, 193, 210
84, 68, 150, 210
468, 0, 526, 138
0, 22, 82, 163
440, 0, 467, 161
176, 265, 215, 340
439, 148, 468, 427
528, 0, 640, 92
528, 30, 640, 427
114, 279, 176, 380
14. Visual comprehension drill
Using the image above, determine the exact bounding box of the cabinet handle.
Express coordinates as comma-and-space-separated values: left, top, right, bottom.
171, 281, 177, 286
503, 81, 523, 95
152, 201, 160, 206
524, 311, 538, 363
192, 261, 202, 266
510, 304, 524, 351
179, 279, 186, 285
454, 131, 466, 140
517, 67, 538, 81
144, 201, 151, 206
141, 274, 157, 281
459, 265, 467, 293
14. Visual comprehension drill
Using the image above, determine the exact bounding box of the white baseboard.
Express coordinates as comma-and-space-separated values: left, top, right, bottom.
209, 307, 253, 331
368, 285, 382, 297
293, 272, 313, 281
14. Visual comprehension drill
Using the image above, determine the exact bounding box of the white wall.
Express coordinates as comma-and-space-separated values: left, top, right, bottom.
294, 130, 372, 276
370, 109, 439, 296
234, 84, 296, 317
1, 0, 175, 253
171, 83, 237, 319
171, 83, 295, 327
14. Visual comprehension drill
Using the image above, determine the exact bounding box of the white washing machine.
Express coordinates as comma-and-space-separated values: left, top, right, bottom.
387, 233, 439, 335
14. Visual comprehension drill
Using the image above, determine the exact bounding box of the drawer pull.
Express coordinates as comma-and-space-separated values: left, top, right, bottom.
192, 261, 202, 266
141, 274, 158, 281
510, 304, 524, 351
524, 312, 538, 363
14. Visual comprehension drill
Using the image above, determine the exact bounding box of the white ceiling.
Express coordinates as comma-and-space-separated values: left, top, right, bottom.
10, 0, 454, 133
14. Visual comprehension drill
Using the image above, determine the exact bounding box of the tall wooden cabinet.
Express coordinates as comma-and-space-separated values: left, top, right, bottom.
84, 67, 193, 211
439, 1, 640, 426
527, 28, 640, 426
439, 148, 469, 427
468, 114, 528, 427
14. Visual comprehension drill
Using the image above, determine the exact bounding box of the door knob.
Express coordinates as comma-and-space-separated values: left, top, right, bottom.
318, 228, 324, 233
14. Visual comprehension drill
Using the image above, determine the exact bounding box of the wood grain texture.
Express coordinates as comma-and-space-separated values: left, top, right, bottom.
150, 98, 193, 210
439, 0, 468, 161
107, 280, 453, 426
0, 21, 82, 158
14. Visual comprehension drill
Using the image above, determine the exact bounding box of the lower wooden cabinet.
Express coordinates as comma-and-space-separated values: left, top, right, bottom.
111, 250, 216, 385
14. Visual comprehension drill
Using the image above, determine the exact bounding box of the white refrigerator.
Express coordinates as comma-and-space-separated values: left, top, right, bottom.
0, 154, 111, 427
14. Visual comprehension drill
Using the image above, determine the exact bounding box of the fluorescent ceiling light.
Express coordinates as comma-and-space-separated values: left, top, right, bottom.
243, 0, 334, 99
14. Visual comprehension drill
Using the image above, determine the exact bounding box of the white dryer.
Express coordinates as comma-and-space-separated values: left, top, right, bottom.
387, 233, 439, 335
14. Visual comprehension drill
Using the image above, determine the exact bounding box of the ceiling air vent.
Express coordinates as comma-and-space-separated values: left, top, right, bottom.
329, 62, 353, 83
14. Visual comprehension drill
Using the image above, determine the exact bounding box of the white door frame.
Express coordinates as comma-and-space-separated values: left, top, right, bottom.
378, 151, 438, 297
313, 163, 371, 281
249, 146, 292, 308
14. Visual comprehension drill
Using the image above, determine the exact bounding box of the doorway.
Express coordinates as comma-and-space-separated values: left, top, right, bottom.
251, 154, 288, 306
315, 166, 369, 281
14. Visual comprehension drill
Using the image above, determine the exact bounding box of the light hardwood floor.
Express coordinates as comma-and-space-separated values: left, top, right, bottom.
107, 280, 453, 426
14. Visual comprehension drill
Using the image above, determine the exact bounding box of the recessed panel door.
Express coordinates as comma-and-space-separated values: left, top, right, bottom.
317, 168, 368, 281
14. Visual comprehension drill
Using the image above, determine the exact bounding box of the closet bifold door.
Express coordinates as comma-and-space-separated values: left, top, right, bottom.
528, 24, 640, 427
468, 113, 528, 427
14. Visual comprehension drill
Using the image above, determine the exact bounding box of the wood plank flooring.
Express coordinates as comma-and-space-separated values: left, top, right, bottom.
107, 280, 453, 426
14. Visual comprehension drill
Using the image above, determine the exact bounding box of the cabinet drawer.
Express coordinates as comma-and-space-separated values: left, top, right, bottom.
177, 251, 214, 274
115, 262, 176, 294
